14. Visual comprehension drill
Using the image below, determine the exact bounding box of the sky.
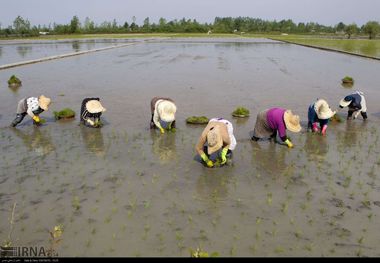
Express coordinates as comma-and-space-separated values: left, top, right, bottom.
0, 0, 379, 28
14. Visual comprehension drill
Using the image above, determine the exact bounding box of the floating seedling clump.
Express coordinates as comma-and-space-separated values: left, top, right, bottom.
7, 75, 22, 88
54, 108, 75, 120
342, 76, 354, 84
232, 107, 250, 118
186, 116, 209, 124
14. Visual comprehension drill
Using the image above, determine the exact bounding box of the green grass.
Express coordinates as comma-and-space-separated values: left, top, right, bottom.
269, 35, 380, 58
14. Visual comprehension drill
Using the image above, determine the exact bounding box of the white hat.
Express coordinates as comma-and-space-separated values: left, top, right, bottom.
314, 99, 336, 120
284, 110, 302, 133
207, 126, 223, 155
339, 97, 352, 108
158, 101, 176, 122
86, 100, 106, 114
38, 95, 51, 111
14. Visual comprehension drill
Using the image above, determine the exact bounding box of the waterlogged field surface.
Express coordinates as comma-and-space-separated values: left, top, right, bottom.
1, 38, 380, 256
0, 38, 138, 65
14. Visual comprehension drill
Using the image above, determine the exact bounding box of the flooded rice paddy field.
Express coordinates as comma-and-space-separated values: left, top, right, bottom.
0, 38, 138, 65
1, 38, 380, 256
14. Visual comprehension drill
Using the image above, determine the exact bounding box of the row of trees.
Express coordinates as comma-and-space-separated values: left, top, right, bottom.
1, 15, 379, 39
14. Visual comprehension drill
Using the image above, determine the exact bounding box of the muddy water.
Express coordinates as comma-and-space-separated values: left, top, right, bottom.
1, 38, 380, 256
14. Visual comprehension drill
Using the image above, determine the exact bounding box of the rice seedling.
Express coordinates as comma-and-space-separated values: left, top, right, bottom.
249, 244, 257, 255
72, 196, 81, 211
274, 246, 285, 254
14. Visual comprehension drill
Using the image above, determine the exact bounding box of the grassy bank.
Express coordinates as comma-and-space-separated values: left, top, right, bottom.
267, 34, 380, 59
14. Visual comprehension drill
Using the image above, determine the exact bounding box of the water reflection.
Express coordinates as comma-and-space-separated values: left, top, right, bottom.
80, 126, 105, 156
304, 133, 328, 162
341, 82, 354, 89
196, 172, 230, 204
11, 127, 55, 156
150, 130, 177, 164
16, 45, 32, 58
251, 142, 287, 176
85, 40, 96, 50
337, 120, 368, 149
72, 41, 81, 52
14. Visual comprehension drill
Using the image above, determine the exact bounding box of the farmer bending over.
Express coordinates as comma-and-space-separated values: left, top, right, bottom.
196, 118, 237, 168
11, 95, 51, 127
339, 91, 367, 120
80, 98, 106, 128
150, 97, 177, 134
307, 99, 336, 136
251, 108, 301, 148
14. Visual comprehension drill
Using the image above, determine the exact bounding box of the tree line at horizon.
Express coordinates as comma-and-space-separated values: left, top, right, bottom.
1, 15, 379, 39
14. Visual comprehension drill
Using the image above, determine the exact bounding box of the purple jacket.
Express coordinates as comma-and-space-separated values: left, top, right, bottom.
266, 108, 287, 139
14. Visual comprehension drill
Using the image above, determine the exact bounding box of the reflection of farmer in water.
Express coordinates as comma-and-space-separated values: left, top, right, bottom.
251, 108, 301, 148
195, 118, 236, 168
11, 95, 51, 127
80, 98, 106, 128
307, 99, 336, 136
11, 127, 55, 156
150, 97, 177, 134
339, 91, 368, 120
80, 126, 105, 156
150, 130, 177, 163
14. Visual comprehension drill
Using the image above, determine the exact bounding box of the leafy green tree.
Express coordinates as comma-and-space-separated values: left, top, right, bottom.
112, 19, 118, 30
142, 17, 151, 32
344, 23, 358, 39
70, 16, 80, 33
363, 21, 380, 39
83, 17, 95, 33
336, 22, 345, 32
123, 21, 129, 32
13, 16, 31, 35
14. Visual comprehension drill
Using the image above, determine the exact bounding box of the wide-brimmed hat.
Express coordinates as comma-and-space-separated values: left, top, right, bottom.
207, 126, 223, 155
38, 95, 51, 111
86, 100, 106, 114
284, 110, 302, 133
158, 101, 176, 122
339, 96, 352, 108
314, 99, 336, 120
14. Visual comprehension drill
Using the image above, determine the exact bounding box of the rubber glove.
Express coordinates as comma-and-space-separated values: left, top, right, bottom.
284, 138, 294, 148
86, 119, 95, 126
32, 115, 40, 123
201, 153, 213, 168
160, 127, 165, 134
312, 122, 319, 132
220, 148, 228, 165
321, 125, 327, 136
